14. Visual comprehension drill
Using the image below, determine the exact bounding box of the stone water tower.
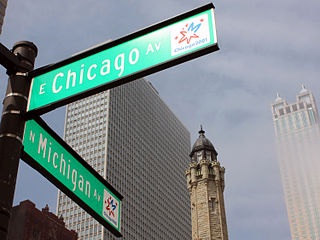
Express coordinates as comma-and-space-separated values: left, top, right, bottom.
186, 127, 228, 240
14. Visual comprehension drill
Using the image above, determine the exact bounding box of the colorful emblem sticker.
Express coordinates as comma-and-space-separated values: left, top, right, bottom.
171, 13, 211, 56
103, 189, 120, 229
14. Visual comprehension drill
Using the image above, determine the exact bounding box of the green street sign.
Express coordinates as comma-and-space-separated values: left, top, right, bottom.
21, 118, 123, 237
26, 3, 218, 116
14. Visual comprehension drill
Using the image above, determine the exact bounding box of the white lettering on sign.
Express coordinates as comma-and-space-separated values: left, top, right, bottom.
29, 130, 35, 143
155, 42, 161, 51
129, 48, 139, 64
31, 129, 98, 200
40, 48, 140, 96
52, 73, 64, 93
87, 64, 97, 80
39, 83, 46, 95
115, 53, 125, 77
146, 42, 161, 55
79, 64, 85, 84
66, 69, 76, 89
100, 60, 110, 76
93, 189, 101, 202
38, 133, 47, 158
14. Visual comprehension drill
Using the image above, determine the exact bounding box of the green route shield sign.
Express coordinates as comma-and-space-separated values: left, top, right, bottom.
21, 118, 123, 237
26, 3, 218, 115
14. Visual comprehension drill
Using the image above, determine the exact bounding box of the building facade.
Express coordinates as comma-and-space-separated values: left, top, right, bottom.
0, 0, 7, 35
186, 127, 228, 240
56, 79, 191, 239
271, 85, 320, 239
8, 200, 77, 240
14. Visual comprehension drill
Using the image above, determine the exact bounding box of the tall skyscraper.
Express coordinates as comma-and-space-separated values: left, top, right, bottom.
185, 127, 228, 240
56, 79, 191, 239
0, 0, 8, 35
271, 85, 320, 240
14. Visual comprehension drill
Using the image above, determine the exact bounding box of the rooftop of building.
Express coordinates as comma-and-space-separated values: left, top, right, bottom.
190, 125, 217, 157
273, 84, 312, 104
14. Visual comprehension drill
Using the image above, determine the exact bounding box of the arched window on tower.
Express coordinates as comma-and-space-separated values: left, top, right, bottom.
211, 198, 216, 213
206, 151, 211, 160
197, 152, 202, 161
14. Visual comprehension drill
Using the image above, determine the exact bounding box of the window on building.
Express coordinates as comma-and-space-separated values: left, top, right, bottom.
285, 106, 291, 114
301, 112, 308, 127
279, 109, 284, 115
273, 103, 284, 113
308, 109, 315, 125
197, 152, 202, 161
292, 104, 298, 111
206, 151, 211, 160
211, 198, 216, 212
288, 115, 294, 131
294, 113, 301, 129
299, 102, 304, 109
299, 95, 311, 104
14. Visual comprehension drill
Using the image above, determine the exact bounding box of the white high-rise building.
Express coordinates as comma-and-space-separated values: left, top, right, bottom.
271, 85, 320, 240
56, 79, 191, 239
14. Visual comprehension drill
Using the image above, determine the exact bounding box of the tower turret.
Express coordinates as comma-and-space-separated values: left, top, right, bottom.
186, 127, 228, 240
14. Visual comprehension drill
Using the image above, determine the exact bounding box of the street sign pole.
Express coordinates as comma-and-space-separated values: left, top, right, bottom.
0, 41, 37, 240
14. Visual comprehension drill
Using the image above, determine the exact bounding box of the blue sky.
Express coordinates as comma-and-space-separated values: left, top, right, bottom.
1, 0, 320, 239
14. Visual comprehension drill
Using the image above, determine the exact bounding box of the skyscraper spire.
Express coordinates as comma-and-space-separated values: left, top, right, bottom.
275, 92, 283, 102
300, 84, 308, 93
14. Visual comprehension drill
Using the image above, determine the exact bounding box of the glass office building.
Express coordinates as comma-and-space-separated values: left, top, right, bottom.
271, 85, 320, 240
0, 0, 7, 35
56, 79, 191, 239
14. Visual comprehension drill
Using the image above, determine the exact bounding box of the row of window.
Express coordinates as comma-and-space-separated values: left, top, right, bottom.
58, 80, 191, 239
274, 109, 316, 136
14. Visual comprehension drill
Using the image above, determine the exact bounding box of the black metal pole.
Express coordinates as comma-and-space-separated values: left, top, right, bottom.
0, 41, 37, 240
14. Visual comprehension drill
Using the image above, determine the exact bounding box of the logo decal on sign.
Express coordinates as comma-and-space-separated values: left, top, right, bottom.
103, 189, 120, 228
171, 13, 211, 56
